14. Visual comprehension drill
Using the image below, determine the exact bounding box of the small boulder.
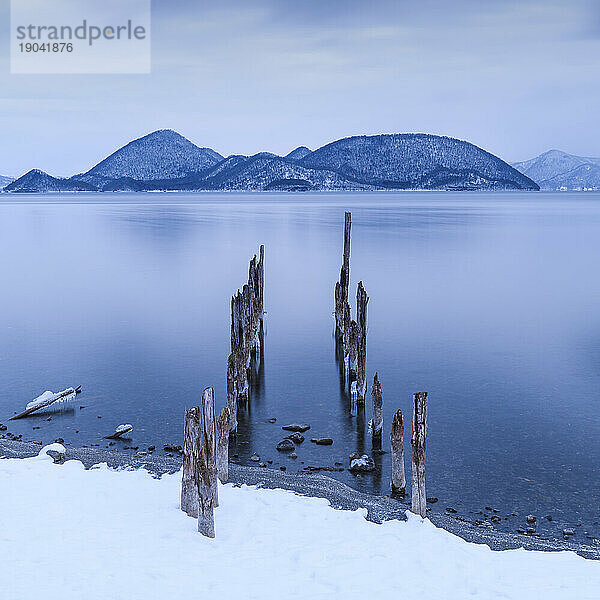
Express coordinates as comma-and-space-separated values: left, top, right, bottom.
289, 452, 298, 459
426, 497, 438, 504
282, 424, 311, 433
526, 515, 536, 524
348, 453, 375, 473
276, 439, 295, 452
311, 438, 333, 446
446, 507, 457, 514
563, 528, 575, 536
545, 515, 553, 521
491, 515, 501, 523
250, 453, 261, 462
286, 432, 305, 444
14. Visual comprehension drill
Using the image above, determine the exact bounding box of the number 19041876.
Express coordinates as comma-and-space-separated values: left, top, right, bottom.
19, 42, 73, 52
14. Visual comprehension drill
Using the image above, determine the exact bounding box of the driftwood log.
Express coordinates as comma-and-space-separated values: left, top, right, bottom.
411, 392, 428, 517
181, 406, 202, 517
104, 423, 133, 440
201, 387, 219, 508
216, 406, 230, 483
391, 408, 405, 496
10, 386, 82, 420
371, 373, 383, 448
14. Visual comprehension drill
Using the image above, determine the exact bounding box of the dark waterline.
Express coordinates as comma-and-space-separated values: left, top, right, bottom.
1, 191, 599, 541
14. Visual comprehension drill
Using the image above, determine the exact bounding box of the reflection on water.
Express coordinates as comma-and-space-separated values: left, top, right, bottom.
1, 192, 600, 539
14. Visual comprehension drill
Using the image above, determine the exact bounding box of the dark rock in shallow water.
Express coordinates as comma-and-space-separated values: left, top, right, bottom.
54, 438, 64, 444
311, 438, 333, 446
250, 453, 261, 462
258, 462, 267, 468
526, 527, 536, 534
526, 515, 537, 524
266, 418, 277, 423
348, 453, 375, 473
282, 424, 311, 433
426, 497, 438, 504
276, 439, 295, 452
289, 452, 297, 459
446, 507, 457, 514
286, 432, 305, 444
545, 515, 553, 521
563, 528, 575, 536
0, 425, 7, 431
163, 444, 182, 453
303, 465, 344, 472
491, 515, 501, 523
280, 466, 286, 471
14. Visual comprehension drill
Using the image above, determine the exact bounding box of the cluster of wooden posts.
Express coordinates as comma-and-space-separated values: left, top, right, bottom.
182, 217, 429, 537
334, 212, 369, 415
335, 212, 429, 518
181, 246, 264, 537
227, 245, 265, 433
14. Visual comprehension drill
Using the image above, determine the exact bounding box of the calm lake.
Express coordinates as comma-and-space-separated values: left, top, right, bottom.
1, 192, 599, 539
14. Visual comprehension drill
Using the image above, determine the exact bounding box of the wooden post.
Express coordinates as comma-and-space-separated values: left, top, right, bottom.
195, 441, 215, 538
202, 387, 218, 508
335, 212, 351, 337
411, 392, 428, 517
216, 406, 230, 483
226, 354, 237, 432
181, 406, 201, 517
372, 373, 383, 448
356, 281, 369, 402
390, 408, 405, 496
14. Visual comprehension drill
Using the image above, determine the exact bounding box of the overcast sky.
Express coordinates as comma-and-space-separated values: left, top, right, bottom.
1, 0, 600, 176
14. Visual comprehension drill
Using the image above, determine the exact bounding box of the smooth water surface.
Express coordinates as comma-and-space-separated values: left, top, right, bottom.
1, 192, 599, 539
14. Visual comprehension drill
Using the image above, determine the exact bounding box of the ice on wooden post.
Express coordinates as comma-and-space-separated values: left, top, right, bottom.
371, 373, 383, 449
195, 441, 215, 538
216, 406, 230, 483
391, 408, 405, 496
201, 386, 219, 508
226, 354, 237, 433
181, 406, 201, 517
411, 392, 428, 517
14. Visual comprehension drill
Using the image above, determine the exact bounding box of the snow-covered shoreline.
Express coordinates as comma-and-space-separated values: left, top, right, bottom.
2, 439, 599, 560
1, 443, 598, 599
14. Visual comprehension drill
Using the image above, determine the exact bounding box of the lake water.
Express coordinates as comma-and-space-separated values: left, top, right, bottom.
1, 192, 599, 540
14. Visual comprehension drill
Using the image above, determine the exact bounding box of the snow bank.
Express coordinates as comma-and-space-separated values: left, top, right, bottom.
0, 446, 598, 599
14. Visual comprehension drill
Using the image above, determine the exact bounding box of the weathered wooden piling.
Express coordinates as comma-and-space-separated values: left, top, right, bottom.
411, 392, 428, 517
372, 373, 383, 447
216, 406, 230, 483
335, 212, 351, 339
390, 408, 405, 496
195, 441, 215, 538
181, 406, 202, 517
201, 386, 219, 508
227, 246, 265, 432
356, 281, 369, 401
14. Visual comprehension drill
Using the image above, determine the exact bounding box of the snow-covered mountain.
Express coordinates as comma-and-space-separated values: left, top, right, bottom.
0, 175, 14, 189
4, 169, 95, 192
73, 129, 223, 187
512, 150, 600, 190
5, 131, 539, 192
301, 134, 537, 190
285, 146, 312, 161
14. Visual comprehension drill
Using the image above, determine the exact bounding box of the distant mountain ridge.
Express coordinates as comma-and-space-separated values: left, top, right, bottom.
512, 150, 600, 190
4, 130, 539, 193
0, 175, 14, 188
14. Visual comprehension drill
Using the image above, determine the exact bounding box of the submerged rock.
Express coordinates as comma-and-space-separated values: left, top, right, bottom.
348, 453, 375, 473
311, 438, 333, 446
426, 497, 438, 503
282, 424, 311, 433
276, 439, 295, 452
